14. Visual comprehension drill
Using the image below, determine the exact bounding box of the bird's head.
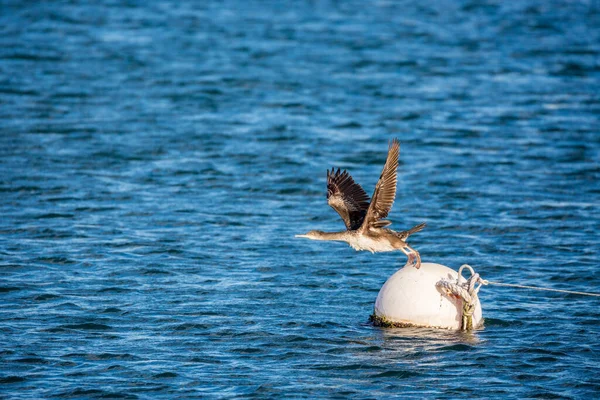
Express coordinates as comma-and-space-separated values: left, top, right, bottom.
294, 230, 326, 240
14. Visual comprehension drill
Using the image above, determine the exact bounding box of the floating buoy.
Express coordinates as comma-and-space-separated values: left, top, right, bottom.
372, 262, 484, 330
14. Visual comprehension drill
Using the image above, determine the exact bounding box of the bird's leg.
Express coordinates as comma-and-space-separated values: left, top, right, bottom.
400, 246, 421, 268
399, 247, 410, 266
405, 244, 421, 269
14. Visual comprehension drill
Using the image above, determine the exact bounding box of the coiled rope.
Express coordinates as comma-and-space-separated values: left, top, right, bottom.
436, 264, 600, 330
436, 264, 487, 331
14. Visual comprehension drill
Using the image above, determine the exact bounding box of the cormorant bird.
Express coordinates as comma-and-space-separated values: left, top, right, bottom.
295, 138, 425, 268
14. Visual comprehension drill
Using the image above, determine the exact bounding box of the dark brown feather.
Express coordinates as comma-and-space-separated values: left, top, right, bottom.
361, 138, 400, 231
327, 168, 370, 230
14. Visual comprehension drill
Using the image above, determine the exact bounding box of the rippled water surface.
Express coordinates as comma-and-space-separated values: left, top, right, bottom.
1, 1, 600, 398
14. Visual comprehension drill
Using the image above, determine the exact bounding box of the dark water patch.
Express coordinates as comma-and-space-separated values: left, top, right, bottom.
34, 213, 75, 219
74, 206, 119, 213
517, 348, 569, 357
3, 52, 63, 62
529, 356, 560, 363
63, 353, 141, 362
146, 248, 184, 256
0, 376, 26, 384
59, 323, 112, 331
231, 347, 264, 355
0, 286, 21, 293
516, 373, 551, 381
188, 357, 223, 365
0, 87, 40, 96
172, 323, 212, 332
140, 268, 172, 275
312, 363, 376, 371
153, 372, 177, 379
191, 309, 221, 316
101, 307, 122, 313
54, 388, 138, 399
333, 121, 363, 129
55, 302, 85, 310
45, 196, 81, 203
0, 263, 26, 269
437, 344, 475, 352
0, 185, 44, 193
35, 257, 77, 265
15, 357, 49, 364
308, 321, 345, 329
578, 318, 600, 326
370, 370, 421, 379
526, 391, 571, 399
97, 287, 134, 294
283, 335, 309, 343
356, 345, 382, 353
50, 91, 93, 100
33, 293, 62, 301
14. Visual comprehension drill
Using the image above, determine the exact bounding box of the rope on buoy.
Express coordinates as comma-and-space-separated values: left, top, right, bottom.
436, 263, 600, 330
436, 264, 600, 330
436, 264, 487, 331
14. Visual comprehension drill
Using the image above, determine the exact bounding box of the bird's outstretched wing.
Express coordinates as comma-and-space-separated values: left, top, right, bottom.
327, 168, 370, 230
360, 138, 400, 231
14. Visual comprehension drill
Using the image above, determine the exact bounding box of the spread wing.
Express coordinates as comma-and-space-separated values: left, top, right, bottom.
327, 168, 370, 230
360, 138, 400, 231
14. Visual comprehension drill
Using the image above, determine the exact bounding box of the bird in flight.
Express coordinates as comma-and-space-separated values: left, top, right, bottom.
295, 138, 425, 269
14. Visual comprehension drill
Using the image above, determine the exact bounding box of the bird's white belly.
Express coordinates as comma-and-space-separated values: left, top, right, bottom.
349, 236, 395, 253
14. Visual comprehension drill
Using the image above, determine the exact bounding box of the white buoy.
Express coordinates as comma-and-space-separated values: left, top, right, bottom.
373, 262, 483, 330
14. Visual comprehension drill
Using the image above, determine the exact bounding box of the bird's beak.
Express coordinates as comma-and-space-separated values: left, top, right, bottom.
295, 234, 309, 238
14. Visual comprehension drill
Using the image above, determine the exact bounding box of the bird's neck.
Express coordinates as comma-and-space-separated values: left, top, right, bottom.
313, 231, 352, 242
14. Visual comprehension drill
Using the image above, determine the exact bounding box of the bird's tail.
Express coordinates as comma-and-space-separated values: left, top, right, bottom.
393, 222, 426, 242
407, 222, 426, 235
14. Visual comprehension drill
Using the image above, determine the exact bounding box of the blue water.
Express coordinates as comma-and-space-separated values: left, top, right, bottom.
1, 1, 599, 398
